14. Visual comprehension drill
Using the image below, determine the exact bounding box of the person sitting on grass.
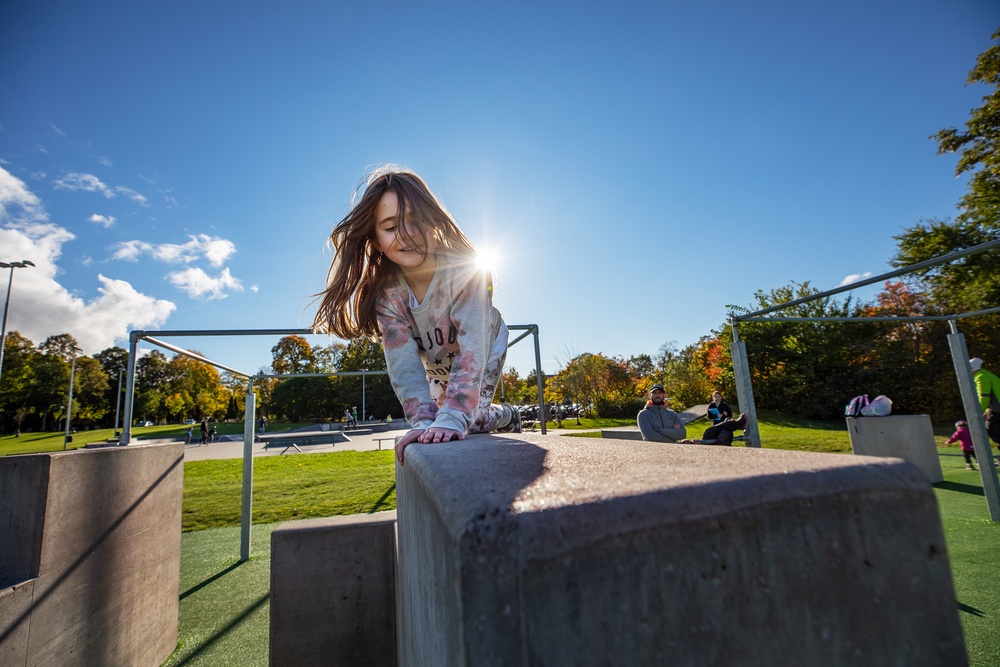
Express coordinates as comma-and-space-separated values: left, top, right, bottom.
946, 420, 977, 471
680, 413, 749, 446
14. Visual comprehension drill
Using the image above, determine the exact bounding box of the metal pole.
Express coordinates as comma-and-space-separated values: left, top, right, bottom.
241, 379, 256, 561
63, 355, 77, 450
362, 371, 366, 423
120, 334, 139, 445
730, 320, 761, 448
532, 325, 546, 434
0, 261, 34, 388
0, 265, 14, 389
114, 368, 123, 437
947, 324, 1000, 521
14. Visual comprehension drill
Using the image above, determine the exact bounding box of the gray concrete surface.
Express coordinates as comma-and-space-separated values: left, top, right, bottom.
0, 443, 184, 667
846, 414, 944, 483
395, 433, 966, 666
270, 511, 397, 667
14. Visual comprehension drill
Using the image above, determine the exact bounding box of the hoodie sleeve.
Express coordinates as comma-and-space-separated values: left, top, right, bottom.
430, 264, 496, 433
376, 284, 437, 430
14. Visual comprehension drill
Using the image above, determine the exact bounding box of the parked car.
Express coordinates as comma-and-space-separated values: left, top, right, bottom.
138, 420, 153, 427
183, 418, 196, 425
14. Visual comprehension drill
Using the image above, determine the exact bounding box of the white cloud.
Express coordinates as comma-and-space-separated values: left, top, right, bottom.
54, 172, 113, 197
250, 285, 259, 293
839, 272, 872, 287
50, 124, 66, 136
97, 156, 113, 167
0, 167, 45, 221
0, 166, 176, 354
53, 172, 149, 206
115, 186, 149, 206
89, 213, 116, 228
111, 233, 237, 267
167, 267, 243, 300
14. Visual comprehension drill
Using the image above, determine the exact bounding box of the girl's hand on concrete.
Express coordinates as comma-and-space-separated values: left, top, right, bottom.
395, 429, 425, 465
418, 427, 464, 444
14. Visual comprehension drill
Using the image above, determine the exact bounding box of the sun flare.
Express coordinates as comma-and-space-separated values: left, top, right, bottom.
475, 248, 498, 274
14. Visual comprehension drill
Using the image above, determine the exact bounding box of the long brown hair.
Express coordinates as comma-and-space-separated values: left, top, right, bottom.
312, 165, 479, 339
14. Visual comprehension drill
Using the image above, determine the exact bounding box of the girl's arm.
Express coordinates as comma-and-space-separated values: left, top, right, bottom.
376, 289, 438, 430
433, 266, 495, 434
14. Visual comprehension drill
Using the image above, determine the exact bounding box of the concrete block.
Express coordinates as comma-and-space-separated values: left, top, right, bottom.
0, 456, 50, 588
396, 434, 966, 667
847, 415, 944, 483
0, 443, 183, 667
0, 582, 33, 666
271, 511, 397, 667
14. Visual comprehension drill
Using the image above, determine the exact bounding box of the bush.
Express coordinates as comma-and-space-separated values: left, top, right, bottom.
593, 396, 646, 419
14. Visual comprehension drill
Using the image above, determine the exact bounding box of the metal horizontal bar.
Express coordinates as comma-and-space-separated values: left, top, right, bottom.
735, 237, 1000, 321
143, 336, 250, 377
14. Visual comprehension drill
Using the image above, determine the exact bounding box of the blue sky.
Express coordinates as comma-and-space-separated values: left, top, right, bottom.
1, 0, 997, 379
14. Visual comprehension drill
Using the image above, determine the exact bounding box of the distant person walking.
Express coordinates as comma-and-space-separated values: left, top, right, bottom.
344, 409, 357, 428
258, 415, 267, 436
199, 418, 208, 445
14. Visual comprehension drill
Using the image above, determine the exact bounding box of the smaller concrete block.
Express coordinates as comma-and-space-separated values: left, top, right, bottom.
847, 415, 944, 483
600, 426, 643, 440
271, 511, 397, 667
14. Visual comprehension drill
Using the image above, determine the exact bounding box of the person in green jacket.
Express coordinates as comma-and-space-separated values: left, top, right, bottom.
970, 357, 1000, 451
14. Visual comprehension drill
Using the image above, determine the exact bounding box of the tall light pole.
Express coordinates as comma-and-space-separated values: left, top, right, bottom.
63, 351, 78, 451
361, 368, 367, 423
114, 367, 124, 438
0, 260, 35, 389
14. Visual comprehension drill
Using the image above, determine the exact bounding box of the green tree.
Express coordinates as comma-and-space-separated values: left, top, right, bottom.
894, 28, 1000, 311
72, 357, 110, 425
0, 331, 36, 432
135, 350, 169, 423
270, 335, 316, 374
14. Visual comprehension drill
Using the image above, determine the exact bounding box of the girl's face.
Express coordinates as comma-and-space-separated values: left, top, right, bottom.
373, 191, 434, 271
713, 392, 722, 403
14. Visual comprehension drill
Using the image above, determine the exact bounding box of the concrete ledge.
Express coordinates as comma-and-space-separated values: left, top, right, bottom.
0, 443, 184, 667
395, 434, 965, 666
847, 415, 944, 483
271, 511, 397, 667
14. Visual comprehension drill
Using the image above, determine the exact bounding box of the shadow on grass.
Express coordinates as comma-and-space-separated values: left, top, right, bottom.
368, 483, 396, 513
958, 601, 985, 617
180, 561, 244, 601
172, 592, 269, 666
934, 481, 986, 497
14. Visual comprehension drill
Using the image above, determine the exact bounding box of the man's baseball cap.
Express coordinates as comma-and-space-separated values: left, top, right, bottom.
649, 384, 665, 392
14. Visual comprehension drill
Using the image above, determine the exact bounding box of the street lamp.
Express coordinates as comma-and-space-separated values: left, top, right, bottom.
0, 260, 35, 389
63, 350, 79, 451
360, 368, 367, 424
113, 367, 125, 438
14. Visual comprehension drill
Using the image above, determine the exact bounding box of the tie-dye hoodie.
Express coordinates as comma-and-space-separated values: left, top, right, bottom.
376, 255, 505, 433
